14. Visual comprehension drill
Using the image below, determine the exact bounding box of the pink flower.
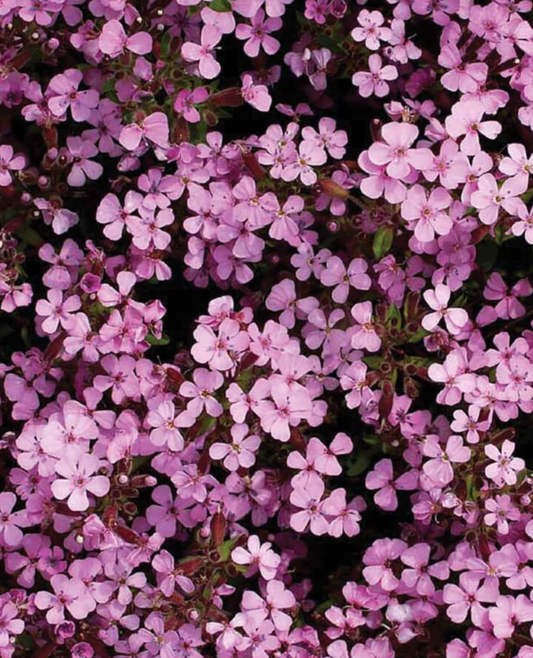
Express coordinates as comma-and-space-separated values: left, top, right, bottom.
443, 573, 498, 625
362, 538, 407, 591
367, 122, 433, 181
350, 301, 381, 352
470, 173, 526, 225
485, 440, 525, 486
241, 74, 272, 112
35, 289, 81, 334
96, 191, 143, 241
499, 143, 533, 187
35, 574, 97, 624
146, 400, 185, 451
119, 112, 169, 151
439, 45, 488, 93
182, 25, 223, 80
231, 535, 281, 580
256, 381, 312, 442
484, 494, 520, 535
152, 550, 194, 596
0, 492, 27, 547
352, 54, 398, 98
209, 423, 260, 471
191, 318, 250, 371
488, 595, 533, 639
235, 10, 282, 57
51, 448, 110, 511
422, 435, 471, 486
99, 19, 152, 58
322, 488, 365, 537
301, 118, 347, 160
365, 459, 398, 511
0, 145, 25, 187
422, 284, 468, 335
451, 406, 489, 444
400, 185, 452, 242
290, 477, 328, 535
282, 139, 327, 186
180, 368, 224, 418
65, 137, 103, 188
351, 10, 392, 50
445, 101, 502, 155
173, 88, 209, 123
320, 257, 371, 304
242, 579, 296, 631
47, 69, 99, 122
340, 362, 370, 409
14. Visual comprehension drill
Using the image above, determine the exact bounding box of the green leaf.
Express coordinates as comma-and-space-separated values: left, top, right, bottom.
218, 537, 239, 561
347, 450, 376, 476
209, 0, 231, 10
146, 333, 170, 346
372, 226, 394, 260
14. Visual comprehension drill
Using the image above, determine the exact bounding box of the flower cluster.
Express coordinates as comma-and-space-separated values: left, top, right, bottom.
1, 1, 533, 658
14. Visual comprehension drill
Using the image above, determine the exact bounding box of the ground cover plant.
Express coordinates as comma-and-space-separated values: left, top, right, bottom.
2, 0, 533, 657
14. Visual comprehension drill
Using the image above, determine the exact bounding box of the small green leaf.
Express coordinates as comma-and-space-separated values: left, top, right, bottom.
210, 0, 231, 10
146, 333, 170, 346
372, 226, 394, 260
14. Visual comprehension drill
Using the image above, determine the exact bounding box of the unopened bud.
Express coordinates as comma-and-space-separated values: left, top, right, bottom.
318, 178, 349, 199
210, 88, 244, 107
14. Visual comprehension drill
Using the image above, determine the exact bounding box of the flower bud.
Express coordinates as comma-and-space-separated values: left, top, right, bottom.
210, 88, 244, 107
318, 178, 349, 199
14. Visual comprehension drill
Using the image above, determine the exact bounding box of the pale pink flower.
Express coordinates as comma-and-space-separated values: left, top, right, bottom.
422, 284, 468, 335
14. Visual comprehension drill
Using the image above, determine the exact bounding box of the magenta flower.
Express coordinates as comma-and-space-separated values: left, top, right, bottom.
191, 318, 250, 371
470, 173, 526, 225
51, 449, 110, 511
352, 55, 398, 98
350, 301, 381, 352
146, 400, 185, 451
35, 289, 81, 334
235, 10, 282, 57
180, 368, 224, 418
485, 440, 525, 487
290, 477, 328, 535
367, 123, 433, 181
0, 598, 24, 646
99, 19, 153, 58
422, 284, 469, 335
362, 538, 407, 591
484, 494, 520, 535
35, 574, 97, 624
351, 10, 392, 50
445, 100, 502, 155
320, 257, 371, 304
209, 423, 260, 471
0, 145, 25, 187
119, 112, 169, 151
0, 492, 27, 547
182, 26, 223, 80
400, 184, 452, 242
422, 435, 471, 486
173, 87, 209, 123
47, 69, 99, 122
64, 137, 103, 188
231, 535, 281, 580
